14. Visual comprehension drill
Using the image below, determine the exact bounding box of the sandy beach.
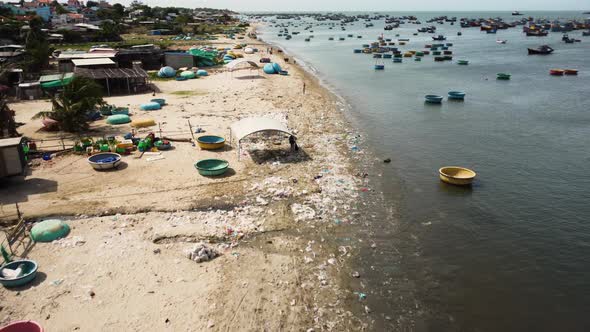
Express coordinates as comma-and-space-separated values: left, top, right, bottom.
1, 28, 369, 331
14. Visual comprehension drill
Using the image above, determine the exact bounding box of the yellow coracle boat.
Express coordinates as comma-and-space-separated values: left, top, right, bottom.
439, 166, 476, 185
197, 135, 226, 150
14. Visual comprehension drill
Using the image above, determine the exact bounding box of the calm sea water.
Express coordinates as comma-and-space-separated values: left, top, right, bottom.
257, 11, 590, 331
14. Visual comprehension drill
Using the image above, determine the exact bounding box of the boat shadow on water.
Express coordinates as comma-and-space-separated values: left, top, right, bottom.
437, 180, 477, 197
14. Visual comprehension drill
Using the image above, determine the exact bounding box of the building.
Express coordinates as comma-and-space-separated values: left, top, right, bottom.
0, 45, 24, 63
57, 50, 118, 72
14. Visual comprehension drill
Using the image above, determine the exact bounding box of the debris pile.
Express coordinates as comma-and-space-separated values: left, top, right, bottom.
184, 243, 220, 263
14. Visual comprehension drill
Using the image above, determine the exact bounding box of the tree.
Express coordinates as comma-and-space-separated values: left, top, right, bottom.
52, 1, 70, 14
33, 76, 105, 132
0, 64, 18, 138
97, 20, 122, 41
112, 3, 125, 17
24, 16, 49, 73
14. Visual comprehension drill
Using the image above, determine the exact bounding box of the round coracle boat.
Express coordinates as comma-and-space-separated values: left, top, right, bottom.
439, 166, 476, 185
197, 135, 225, 150
87, 153, 122, 170
194, 159, 229, 176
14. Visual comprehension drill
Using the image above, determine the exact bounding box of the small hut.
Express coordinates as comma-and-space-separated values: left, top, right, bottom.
74, 67, 150, 96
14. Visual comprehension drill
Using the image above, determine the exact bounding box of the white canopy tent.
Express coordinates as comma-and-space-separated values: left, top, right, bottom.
230, 117, 295, 159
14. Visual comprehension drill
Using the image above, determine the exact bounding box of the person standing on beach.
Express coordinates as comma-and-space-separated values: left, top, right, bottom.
289, 135, 298, 152
303, 82, 306, 94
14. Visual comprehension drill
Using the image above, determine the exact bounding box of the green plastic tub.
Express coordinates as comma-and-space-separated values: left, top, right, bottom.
194, 159, 229, 176
0, 260, 38, 288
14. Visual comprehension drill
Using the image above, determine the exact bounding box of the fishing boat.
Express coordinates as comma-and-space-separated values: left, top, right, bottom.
432, 35, 446, 41
373, 54, 383, 58
393, 58, 402, 63
448, 91, 466, 100
425, 95, 443, 103
496, 39, 508, 44
457, 60, 469, 65
526, 30, 548, 37
87, 153, 122, 170
583, 31, 590, 36
374, 64, 385, 70
353, 49, 362, 53
497, 73, 511, 80
439, 166, 476, 185
527, 45, 554, 55
383, 53, 393, 58
197, 135, 226, 150
328, 37, 334, 40
564, 69, 578, 75
550, 69, 565, 76
194, 159, 229, 177
486, 29, 498, 34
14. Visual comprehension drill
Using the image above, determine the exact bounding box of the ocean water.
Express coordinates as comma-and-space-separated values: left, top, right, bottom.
257, 11, 590, 331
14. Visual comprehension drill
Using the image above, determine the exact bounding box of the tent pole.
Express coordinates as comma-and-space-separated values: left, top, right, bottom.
127, 77, 130, 94
106, 78, 110, 96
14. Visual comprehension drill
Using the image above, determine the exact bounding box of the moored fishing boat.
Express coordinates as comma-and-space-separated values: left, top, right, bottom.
497, 73, 511, 80
432, 35, 446, 41
564, 69, 578, 75
448, 91, 466, 100
425, 94, 443, 103
549, 69, 565, 76
527, 45, 554, 55
496, 39, 508, 44
439, 166, 476, 185
374, 64, 385, 70
393, 58, 402, 63
457, 60, 469, 65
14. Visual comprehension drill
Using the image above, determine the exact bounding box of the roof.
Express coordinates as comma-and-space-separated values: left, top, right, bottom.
39, 72, 74, 83
74, 67, 148, 80
72, 58, 116, 66
74, 23, 100, 30
0, 137, 23, 148
57, 52, 118, 60
226, 59, 260, 72
230, 117, 294, 143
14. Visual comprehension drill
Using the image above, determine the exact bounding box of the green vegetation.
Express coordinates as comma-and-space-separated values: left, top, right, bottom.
25, 17, 50, 73
33, 76, 105, 132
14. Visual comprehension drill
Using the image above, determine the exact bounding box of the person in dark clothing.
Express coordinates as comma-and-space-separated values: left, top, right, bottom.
289, 135, 298, 152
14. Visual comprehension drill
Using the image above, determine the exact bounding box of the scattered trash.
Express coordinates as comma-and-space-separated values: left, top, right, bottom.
53, 236, 85, 248
51, 279, 64, 286
352, 271, 360, 278
383, 158, 391, 163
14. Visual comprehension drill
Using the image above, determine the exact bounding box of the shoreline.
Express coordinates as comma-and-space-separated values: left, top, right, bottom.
1, 25, 372, 330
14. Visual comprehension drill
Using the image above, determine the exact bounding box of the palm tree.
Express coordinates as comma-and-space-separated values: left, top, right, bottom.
33, 76, 105, 132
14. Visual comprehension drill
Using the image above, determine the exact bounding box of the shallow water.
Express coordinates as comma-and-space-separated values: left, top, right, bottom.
258, 11, 590, 331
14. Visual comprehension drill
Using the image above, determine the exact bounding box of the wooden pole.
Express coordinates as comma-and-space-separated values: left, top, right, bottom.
187, 120, 195, 142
